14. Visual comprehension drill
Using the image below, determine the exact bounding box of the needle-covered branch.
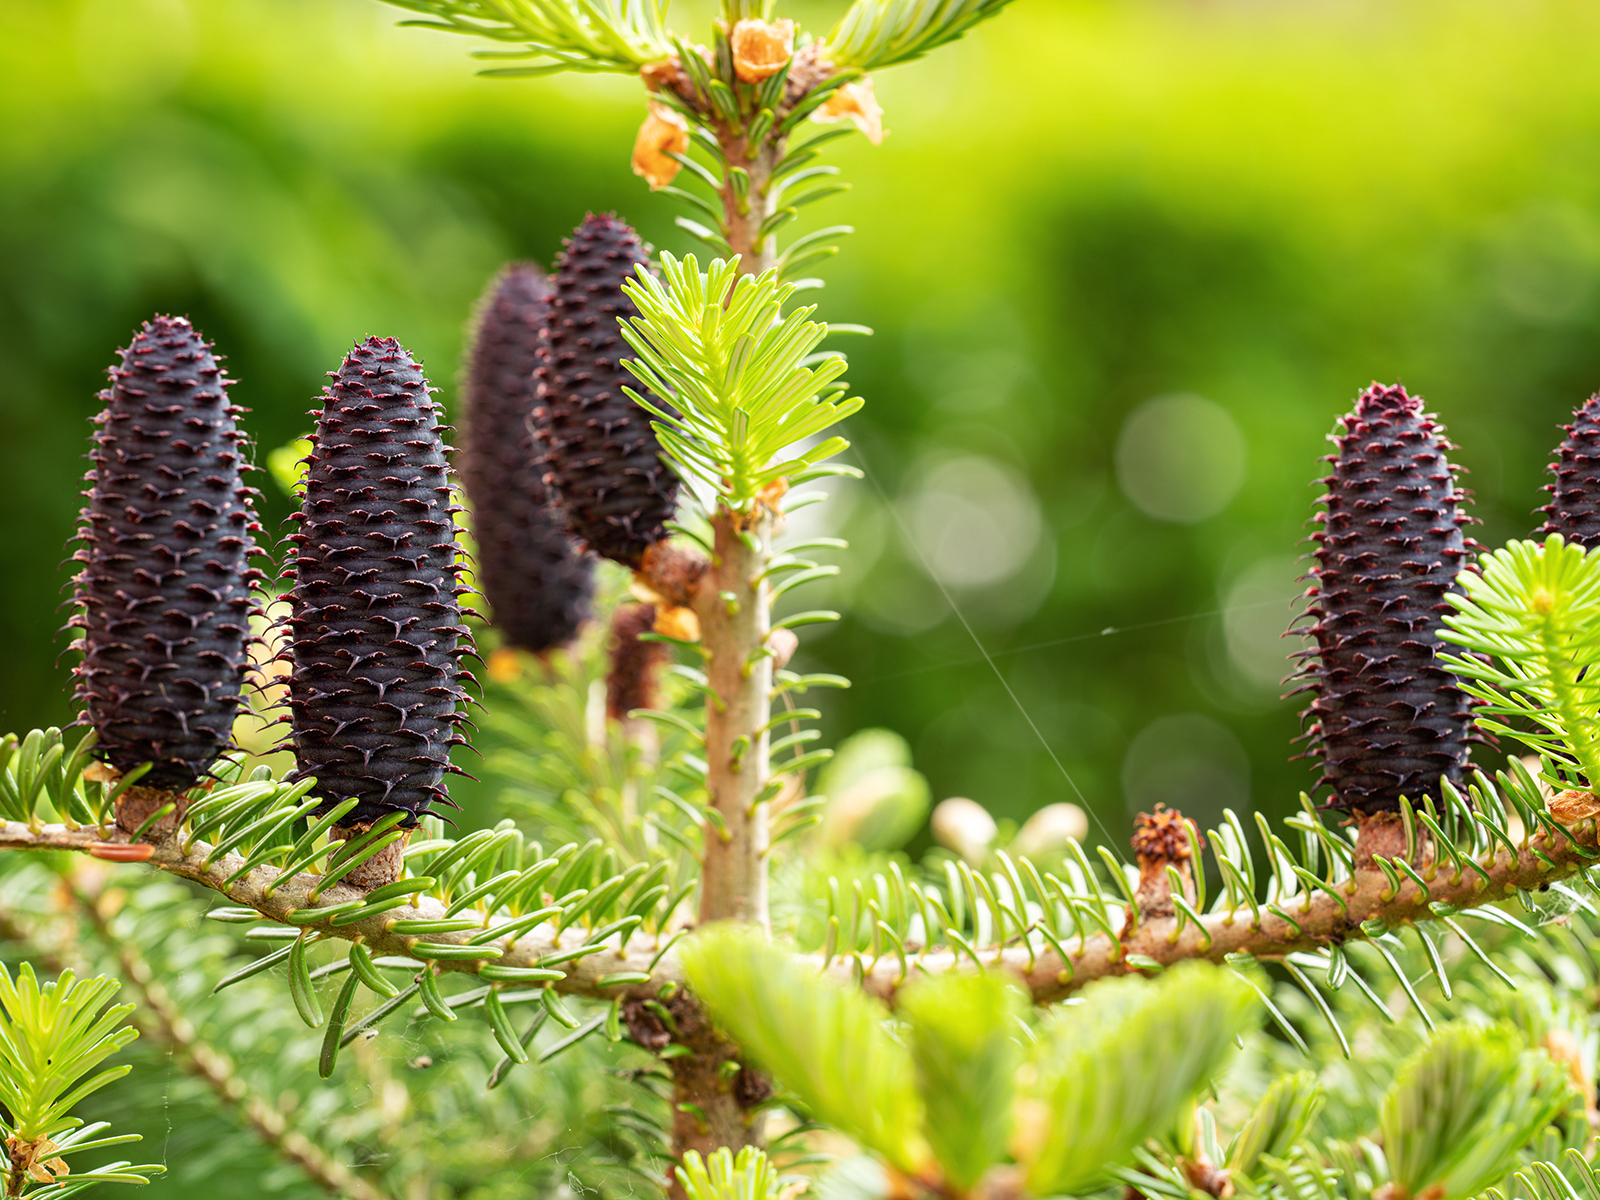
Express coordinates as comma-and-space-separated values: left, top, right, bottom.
380, 0, 672, 76
5, 756, 1599, 1011
0, 817, 676, 1002
840, 797, 1600, 1005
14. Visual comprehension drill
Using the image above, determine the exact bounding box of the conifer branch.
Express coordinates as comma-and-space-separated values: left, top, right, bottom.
0, 818, 676, 1001
0, 881, 399, 1200
4, 770, 1597, 1008
837, 807, 1600, 1004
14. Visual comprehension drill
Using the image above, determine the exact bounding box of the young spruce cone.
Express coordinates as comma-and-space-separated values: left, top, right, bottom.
536, 213, 679, 567
460, 263, 594, 653
1539, 392, 1600, 549
69, 316, 263, 791
284, 337, 473, 828
1293, 383, 1477, 816
606, 603, 669, 721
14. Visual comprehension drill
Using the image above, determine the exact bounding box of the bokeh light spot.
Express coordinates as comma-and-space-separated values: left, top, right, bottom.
1122, 713, 1249, 835
1114, 394, 1246, 523
904, 454, 1043, 589
1223, 555, 1305, 693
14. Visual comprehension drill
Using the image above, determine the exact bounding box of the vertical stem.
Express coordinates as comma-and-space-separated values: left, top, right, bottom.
659, 511, 774, 1196
697, 506, 773, 927
661, 115, 786, 1194
722, 134, 779, 276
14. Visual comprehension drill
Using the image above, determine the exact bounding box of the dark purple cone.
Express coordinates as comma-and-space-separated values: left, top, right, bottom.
69, 316, 263, 790
606, 603, 668, 721
284, 337, 473, 828
1539, 392, 1600, 548
459, 263, 594, 653
535, 213, 679, 568
1290, 383, 1478, 816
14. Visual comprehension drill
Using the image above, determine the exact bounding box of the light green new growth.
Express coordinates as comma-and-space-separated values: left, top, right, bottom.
897, 972, 1022, 1192
381, 0, 671, 76
0, 964, 137, 1144
1492, 1143, 1600, 1200
1440, 534, 1600, 787
1380, 1023, 1577, 1200
827, 0, 1015, 69
1024, 964, 1258, 1198
685, 929, 1261, 1196
619, 254, 863, 510
679, 927, 927, 1175
1226, 1071, 1324, 1178
380, 0, 1016, 77
0, 962, 161, 1196
675, 1148, 789, 1200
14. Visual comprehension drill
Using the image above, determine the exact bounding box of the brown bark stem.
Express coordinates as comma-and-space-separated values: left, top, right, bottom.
663, 506, 776, 1187
720, 133, 779, 276
651, 88, 787, 1193
695, 506, 774, 930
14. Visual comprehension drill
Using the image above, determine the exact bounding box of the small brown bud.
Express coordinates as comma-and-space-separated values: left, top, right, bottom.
635, 540, 710, 609
814, 76, 885, 145
730, 18, 795, 83
767, 627, 799, 670
1130, 802, 1199, 866
1130, 804, 1201, 919
631, 103, 689, 190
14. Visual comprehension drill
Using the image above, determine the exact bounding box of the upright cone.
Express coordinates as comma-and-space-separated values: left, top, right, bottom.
536, 213, 679, 567
1540, 392, 1600, 549
69, 316, 263, 790
606, 603, 669, 721
459, 263, 594, 654
283, 337, 473, 829
1292, 383, 1477, 816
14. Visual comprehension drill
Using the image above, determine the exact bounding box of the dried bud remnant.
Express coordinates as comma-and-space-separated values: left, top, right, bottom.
537, 214, 680, 568
459, 263, 594, 654
730, 18, 795, 82
1540, 392, 1600, 549
70, 316, 262, 792
631, 104, 689, 190
284, 337, 473, 829
815, 77, 885, 145
1130, 804, 1201, 919
1549, 789, 1600, 826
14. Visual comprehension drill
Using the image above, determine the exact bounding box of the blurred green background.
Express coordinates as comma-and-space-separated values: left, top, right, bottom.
7, 0, 1600, 847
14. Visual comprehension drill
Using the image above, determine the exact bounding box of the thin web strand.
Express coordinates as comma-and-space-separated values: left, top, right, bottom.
854, 597, 1293, 686
853, 457, 1128, 859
